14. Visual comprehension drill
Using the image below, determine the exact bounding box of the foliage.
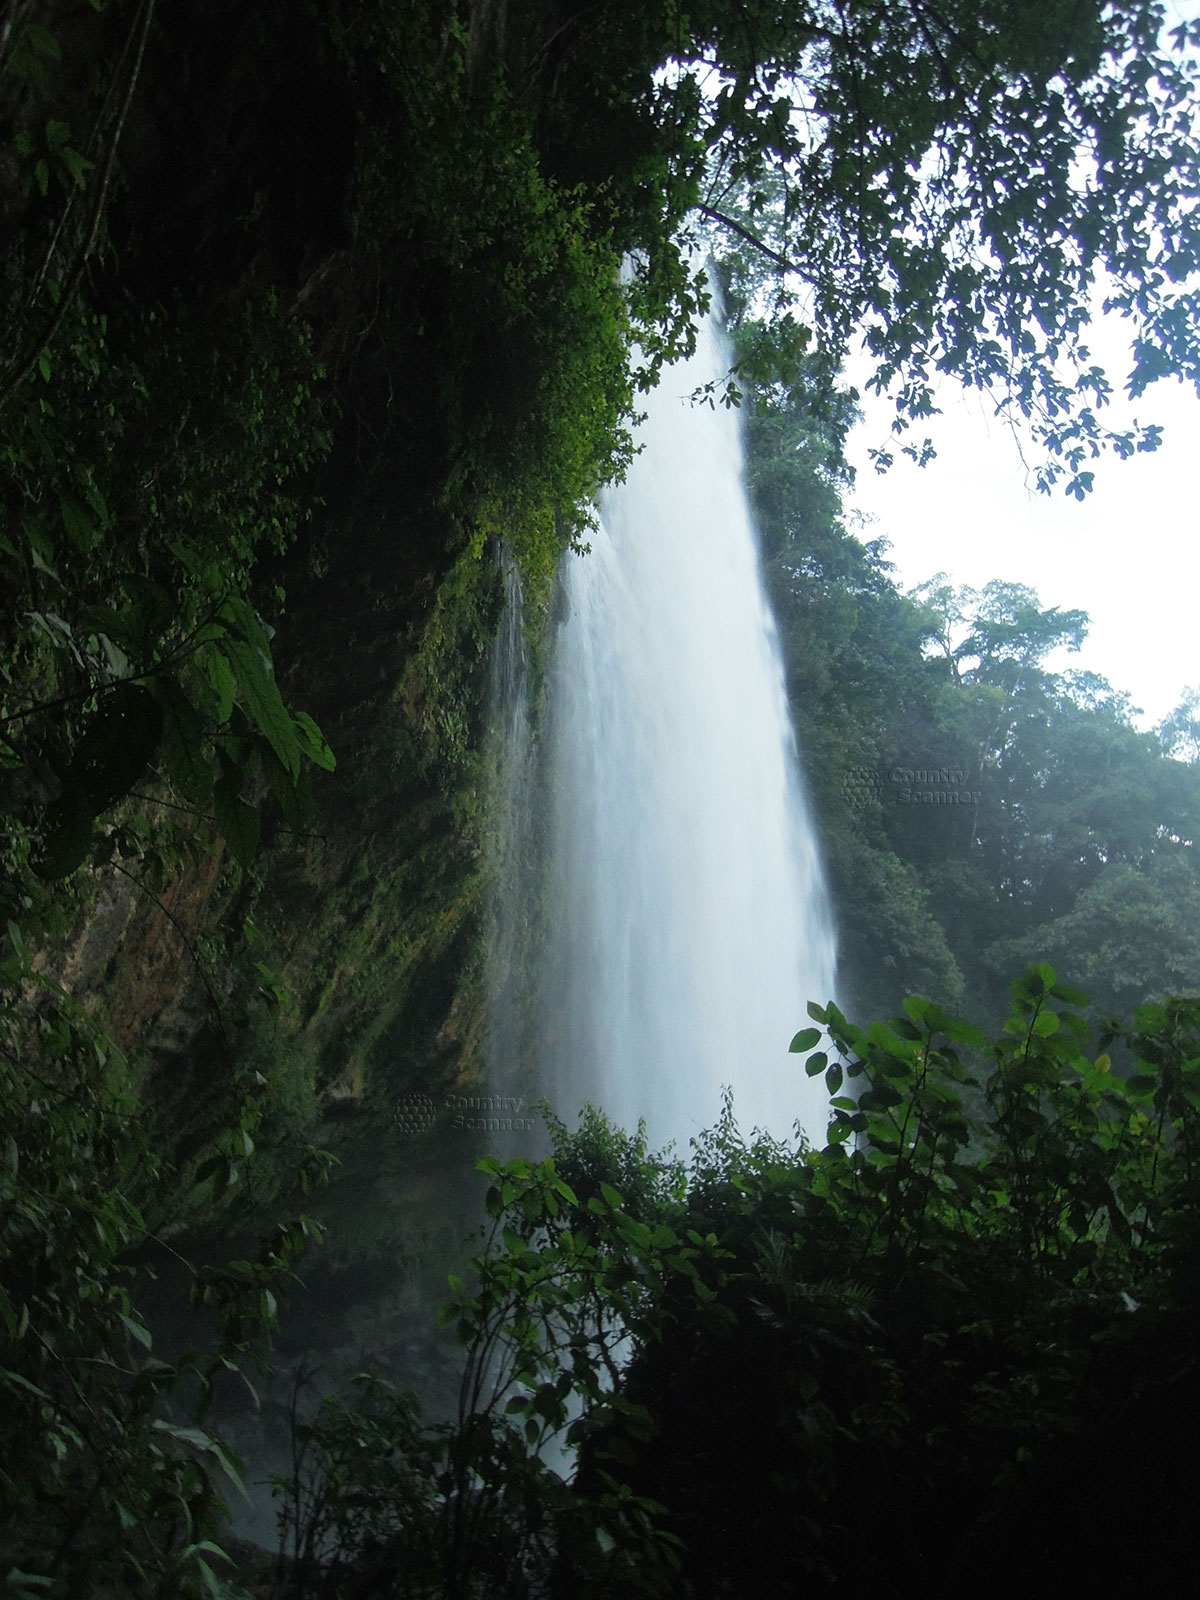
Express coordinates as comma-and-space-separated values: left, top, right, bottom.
273, 1117, 696, 1598
0, 2, 342, 1003
4, 6, 1200, 1592
269, 969, 1200, 1596
0, 919, 326, 1597
699, 0, 1200, 495
595, 968, 1200, 1596
729, 327, 1200, 1025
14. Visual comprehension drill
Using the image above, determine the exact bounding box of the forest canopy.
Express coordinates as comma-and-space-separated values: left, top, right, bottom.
566, 0, 1200, 493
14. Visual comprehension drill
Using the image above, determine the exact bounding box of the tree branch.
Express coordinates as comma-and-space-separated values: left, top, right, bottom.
0, 0, 157, 416
694, 202, 801, 273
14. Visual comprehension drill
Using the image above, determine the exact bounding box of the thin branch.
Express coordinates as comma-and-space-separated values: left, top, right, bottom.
694, 202, 802, 273
126, 790, 328, 844
0, 0, 158, 416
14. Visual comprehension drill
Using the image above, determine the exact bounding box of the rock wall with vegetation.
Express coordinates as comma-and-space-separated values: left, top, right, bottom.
1, 0, 702, 1235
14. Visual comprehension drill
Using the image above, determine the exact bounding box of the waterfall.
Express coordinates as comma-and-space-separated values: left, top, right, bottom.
500, 312, 837, 1157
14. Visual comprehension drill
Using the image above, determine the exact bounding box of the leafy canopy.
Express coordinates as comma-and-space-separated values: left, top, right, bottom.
654, 0, 1200, 494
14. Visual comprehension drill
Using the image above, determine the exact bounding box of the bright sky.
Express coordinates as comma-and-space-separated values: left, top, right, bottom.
843, 330, 1200, 730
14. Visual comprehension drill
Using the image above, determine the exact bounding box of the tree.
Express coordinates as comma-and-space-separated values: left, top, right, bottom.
675, 1, 1200, 495
0, 922, 325, 1597
985, 858, 1200, 1019
274, 972, 1200, 1598
1159, 686, 1200, 764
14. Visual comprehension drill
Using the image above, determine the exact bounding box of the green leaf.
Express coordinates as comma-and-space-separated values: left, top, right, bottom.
2, 1371, 51, 1401
118, 1313, 153, 1350
258, 738, 311, 831
941, 1017, 987, 1047
116, 575, 174, 656
789, 1027, 822, 1053
1049, 981, 1089, 1007
84, 484, 109, 526
805, 1051, 828, 1077
151, 1421, 247, 1498
57, 492, 96, 553
209, 653, 236, 725
26, 24, 62, 59
293, 710, 336, 771
195, 1559, 224, 1600
6, 1572, 55, 1594
225, 637, 301, 779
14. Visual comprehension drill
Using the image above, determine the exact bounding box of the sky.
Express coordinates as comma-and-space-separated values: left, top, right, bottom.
842, 334, 1200, 730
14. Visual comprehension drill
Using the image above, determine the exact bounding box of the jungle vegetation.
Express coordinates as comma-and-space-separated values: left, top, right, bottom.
2, 2, 1200, 1595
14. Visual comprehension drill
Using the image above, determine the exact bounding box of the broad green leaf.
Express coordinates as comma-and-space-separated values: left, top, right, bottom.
867, 1020, 916, 1060
258, 738, 312, 831
890, 1016, 924, 1041
225, 637, 301, 778
293, 710, 336, 771
27, 24, 61, 58
57, 492, 96, 553
118, 1313, 153, 1350
789, 1027, 821, 1053
195, 1559, 224, 1600
209, 652, 236, 725
117, 574, 174, 656
1050, 981, 1090, 1007
940, 1017, 987, 1047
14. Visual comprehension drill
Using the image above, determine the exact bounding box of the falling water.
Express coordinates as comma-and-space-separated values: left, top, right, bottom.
527, 313, 837, 1155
